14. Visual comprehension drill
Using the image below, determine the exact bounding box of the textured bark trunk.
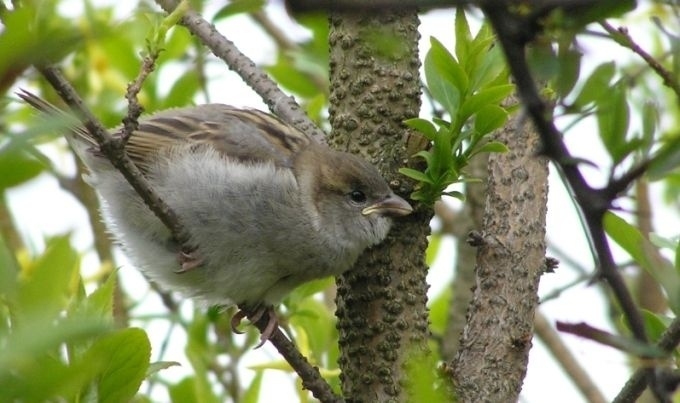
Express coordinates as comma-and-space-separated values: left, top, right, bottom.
328, 11, 432, 402
451, 104, 549, 402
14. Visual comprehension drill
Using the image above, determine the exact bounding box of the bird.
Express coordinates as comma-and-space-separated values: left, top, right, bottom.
19, 90, 413, 346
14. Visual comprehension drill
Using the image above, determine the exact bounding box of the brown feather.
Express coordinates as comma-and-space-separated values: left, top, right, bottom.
18, 90, 315, 174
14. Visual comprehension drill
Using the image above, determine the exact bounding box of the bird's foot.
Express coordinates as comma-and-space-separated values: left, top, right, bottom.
231, 305, 278, 349
175, 249, 204, 273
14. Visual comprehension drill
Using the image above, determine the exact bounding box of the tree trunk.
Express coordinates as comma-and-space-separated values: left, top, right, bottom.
451, 102, 549, 402
328, 11, 431, 402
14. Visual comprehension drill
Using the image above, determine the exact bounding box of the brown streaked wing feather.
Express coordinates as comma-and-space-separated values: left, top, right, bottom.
122, 105, 312, 172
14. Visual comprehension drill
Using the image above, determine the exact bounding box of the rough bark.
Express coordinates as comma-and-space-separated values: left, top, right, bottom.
451, 108, 549, 402
328, 11, 431, 402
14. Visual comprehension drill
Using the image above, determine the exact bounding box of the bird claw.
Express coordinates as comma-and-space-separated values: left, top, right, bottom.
175, 250, 204, 273
230, 310, 247, 334
231, 306, 279, 349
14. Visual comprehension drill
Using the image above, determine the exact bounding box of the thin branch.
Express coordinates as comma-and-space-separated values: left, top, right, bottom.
604, 161, 649, 202
250, 10, 328, 95
245, 309, 344, 403
614, 317, 680, 402
478, 2, 669, 400
146, 1, 344, 398
534, 311, 608, 403
153, 0, 327, 144
121, 53, 157, 142
480, 3, 646, 341
37, 66, 195, 252
600, 21, 680, 104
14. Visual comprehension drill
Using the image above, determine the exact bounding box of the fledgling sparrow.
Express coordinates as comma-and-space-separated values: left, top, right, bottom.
19, 90, 412, 345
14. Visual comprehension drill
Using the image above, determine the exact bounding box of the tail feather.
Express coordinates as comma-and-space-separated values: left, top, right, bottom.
17, 89, 99, 149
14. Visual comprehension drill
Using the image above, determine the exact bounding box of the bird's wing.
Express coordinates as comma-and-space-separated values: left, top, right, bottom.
123, 105, 313, 172
17, 89, 314, 172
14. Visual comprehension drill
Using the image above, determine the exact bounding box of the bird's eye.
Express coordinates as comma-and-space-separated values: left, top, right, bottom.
348, 190, 367, 204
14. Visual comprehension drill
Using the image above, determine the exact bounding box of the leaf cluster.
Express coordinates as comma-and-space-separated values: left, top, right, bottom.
0, 236, 152, 402
400, 10, 511, 205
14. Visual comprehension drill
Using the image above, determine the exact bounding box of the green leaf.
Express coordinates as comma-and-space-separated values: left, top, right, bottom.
640, 101, 658, 157
288, 297, 337, 360
404, 118, 438, 141
169, 378, 199, 403
527, 43, 559, 83
267, 58, 322, 98
213, 0, 265, 20
413, 150, 436, 168
424, 53, 461, 118
0, 147, 46, 191
399, 167, 434, 184
554, 44, 582, 98
596, 81, 630, 163
474, 140, 509, 155
147, 361, 181, 377
425, 234, 442, 267
161, 25, 193, 60
82, 328, 151, 403
185, 313, 221, 403
454, 8, 472, 63
473, 105, 509, 136
604, 212, 680, 312
572, 62, 616, 108
405, 350, 451, 403
0, 349, 84, 401
442, 190, 465, 200
641, 310, 672, 344
460, 84, 514, 122
16, 236, 79, 321
0, 233, 19, 300
71, 271, 116, 323
470, 43, 507, 91
554, 0, 636, 29
428, 285, 451, 336
163, 70, 200, 109
98, 24, 140, 78
604, 212, 656, 270
287, 277, 334, 301
242, 371, 264, 403
304, 93, 327, 124
0, 5, 83, 83
646, 136, 680, 181
425, 37, 468, 105
0, 315, 108, 372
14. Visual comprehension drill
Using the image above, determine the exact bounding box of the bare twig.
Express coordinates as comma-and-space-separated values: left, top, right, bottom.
481, 0, 646, 343
244, 309, 344, 403
144, 1, 343, 398
478, 1, 671, 400
614, 317, 680, 402
600, 21, 680, 104
250, 10, 328, 95
121, 53, 157, 142
154, 0, 327, 144
534, 312, 608, 403
36, 66, 195, 254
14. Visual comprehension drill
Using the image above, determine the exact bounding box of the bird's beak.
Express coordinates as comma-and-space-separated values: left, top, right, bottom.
362, 194, 413, 217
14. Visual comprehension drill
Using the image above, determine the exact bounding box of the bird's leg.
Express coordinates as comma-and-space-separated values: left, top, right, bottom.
231, 304, 279, 349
